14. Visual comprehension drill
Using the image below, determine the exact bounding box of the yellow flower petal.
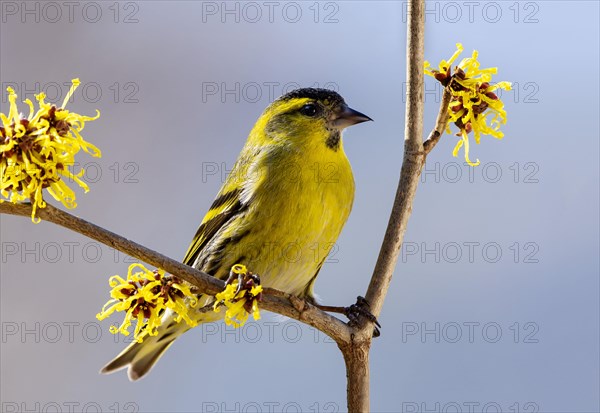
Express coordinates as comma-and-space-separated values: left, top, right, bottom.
61, 78, 80, 109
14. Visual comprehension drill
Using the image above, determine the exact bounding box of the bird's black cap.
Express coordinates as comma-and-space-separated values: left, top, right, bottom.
279, 88, 345, 106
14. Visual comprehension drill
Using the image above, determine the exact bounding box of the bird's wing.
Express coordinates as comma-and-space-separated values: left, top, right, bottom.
182, 141, 261, 272
182, 187, 247, 268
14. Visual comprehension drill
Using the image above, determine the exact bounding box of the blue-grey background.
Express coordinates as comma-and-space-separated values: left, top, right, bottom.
1, 1, 598, 412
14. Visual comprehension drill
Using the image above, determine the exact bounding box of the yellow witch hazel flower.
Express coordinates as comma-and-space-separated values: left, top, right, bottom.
213, 264, 263, 328
0, 79, 100, 222
96, 263, 199, 343
425, 43, 512, 166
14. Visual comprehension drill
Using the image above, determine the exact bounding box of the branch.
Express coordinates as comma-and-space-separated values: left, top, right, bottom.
0, 202, 352, 344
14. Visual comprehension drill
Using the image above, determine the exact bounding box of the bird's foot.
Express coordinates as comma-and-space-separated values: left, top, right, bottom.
345, 296, 381, 337
223, 264, 263, 312
314, 296, 381, 338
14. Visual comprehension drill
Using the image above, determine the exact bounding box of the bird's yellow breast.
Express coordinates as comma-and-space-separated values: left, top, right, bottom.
217, 136, 355, 297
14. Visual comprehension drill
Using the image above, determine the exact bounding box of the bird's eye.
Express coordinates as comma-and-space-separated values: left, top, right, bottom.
300, 103, 319, 117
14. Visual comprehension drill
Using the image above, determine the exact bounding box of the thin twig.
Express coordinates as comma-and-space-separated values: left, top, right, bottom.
424, 87, 452, 154
0, 202, 352, 344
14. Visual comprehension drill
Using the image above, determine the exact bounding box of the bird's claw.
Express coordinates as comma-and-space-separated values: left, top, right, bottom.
224, 264, 262, 299
345, 296, 381, 338
225, 270, 244, 295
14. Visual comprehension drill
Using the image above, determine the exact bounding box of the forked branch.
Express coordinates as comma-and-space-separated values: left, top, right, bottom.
0, 1, 456, 409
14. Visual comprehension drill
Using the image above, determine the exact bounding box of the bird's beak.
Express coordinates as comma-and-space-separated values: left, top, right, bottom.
332, 105, 373, 129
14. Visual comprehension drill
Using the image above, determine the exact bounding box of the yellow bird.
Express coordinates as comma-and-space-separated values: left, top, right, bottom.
101, 88, 372, 380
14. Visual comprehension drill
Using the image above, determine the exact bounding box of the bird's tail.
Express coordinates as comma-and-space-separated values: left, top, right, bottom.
100, 314, 191, 381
